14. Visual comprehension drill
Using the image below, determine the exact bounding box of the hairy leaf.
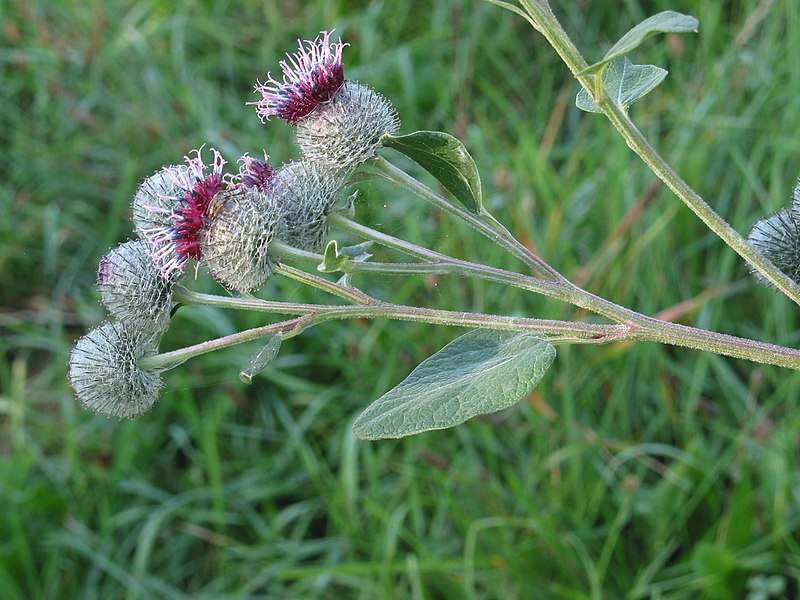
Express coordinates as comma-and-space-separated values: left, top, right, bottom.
240, 333, 282, 384
353, 329, 556, 440
576, 58, 667, 113
582, 11, 698, 75
383, 130, 483, 214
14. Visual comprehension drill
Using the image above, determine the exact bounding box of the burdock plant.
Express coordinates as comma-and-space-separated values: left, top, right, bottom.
70, 7, 800, 439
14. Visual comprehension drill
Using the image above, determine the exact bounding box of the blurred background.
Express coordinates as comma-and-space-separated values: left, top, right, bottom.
3, 0, 800, 597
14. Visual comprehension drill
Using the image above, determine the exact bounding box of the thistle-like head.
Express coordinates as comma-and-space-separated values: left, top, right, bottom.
250, 31, 348, 124
146, 147, 227, 278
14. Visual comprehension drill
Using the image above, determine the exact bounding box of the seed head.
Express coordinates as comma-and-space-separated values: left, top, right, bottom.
68, 322, 163, 418
97, 239, 178, 333
273, 161, 346, 253
201, 187, 282, 292
250, 31, 348, 124
146, 147, 227, 278
296, 81, 400, 173
748, 208, 800, 286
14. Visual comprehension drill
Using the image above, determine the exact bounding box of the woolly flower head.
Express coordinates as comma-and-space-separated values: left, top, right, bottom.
97, 239, 179, 333
273, 160, 346, 253
251, 31, 347, 124
748, 208, 800, 286
68, 322, 163, 418
145, 147, 227, 278
131, 165, 187, 236
296, 80, 400, 172
201, 185, 282, 292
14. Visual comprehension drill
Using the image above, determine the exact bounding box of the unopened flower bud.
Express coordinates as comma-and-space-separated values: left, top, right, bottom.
273, 161, 345, 252
68, 322, 163, 418
97, 239, 178, 333
296, 81, 400, 172
748, 209, 800, 286
201, 187, 282, 292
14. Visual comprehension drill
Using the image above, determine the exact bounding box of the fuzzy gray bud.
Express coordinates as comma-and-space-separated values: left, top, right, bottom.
273, 161, 346, 252
201, 187, 282, 292
97, 239, 178, 333
296, 81, 400, 173
68, 322, 163, 418
748, 209, 800, 286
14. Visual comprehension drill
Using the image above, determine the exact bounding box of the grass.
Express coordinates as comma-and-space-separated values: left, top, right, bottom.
2, 0, 800, 597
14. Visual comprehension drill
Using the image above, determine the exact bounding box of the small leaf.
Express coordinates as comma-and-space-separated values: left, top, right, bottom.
576, 57, 667, 113
383, 130, 483, 214
318, 240, 373, 273
352, 329, 556, 440
582, 11, 698, 75
240, 333, 282, 384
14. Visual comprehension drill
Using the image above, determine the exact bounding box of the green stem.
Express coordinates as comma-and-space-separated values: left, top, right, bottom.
274, 260, 376, 304
144, 290, 800, 371
517, 0, 800, 306
370, 156, 562, 280
140, 299, 625, 371
329, 212, 645, 323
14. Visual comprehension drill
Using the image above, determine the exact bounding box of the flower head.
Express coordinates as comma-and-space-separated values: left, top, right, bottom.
146, 147, 227, 278
201, 186, 282, 292
233, 152, 277, 193
98, 239, 179, 333
251, 31, 348, 124
273, 160, 345, 252
131, 165, 187, 236
748, 208, 800, 286
296, 81, 400, 172
68, 322, 163, 418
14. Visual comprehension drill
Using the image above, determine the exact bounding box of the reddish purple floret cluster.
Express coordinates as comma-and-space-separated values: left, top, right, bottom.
237, 153, 277, 192
147, 148, 226, 277
250, 31, 347, 124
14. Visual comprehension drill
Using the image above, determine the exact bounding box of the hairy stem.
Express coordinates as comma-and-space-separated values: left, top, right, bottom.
144, 291, 800, 371
516, 0, 800, 306
370, 156, 562, 280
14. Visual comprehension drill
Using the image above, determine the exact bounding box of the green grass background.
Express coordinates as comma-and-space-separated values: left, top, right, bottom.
3, 0, 800, 598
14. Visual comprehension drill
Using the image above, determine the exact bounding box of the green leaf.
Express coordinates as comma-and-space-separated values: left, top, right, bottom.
239, 333, 282, 384
318, 240, 373, 273
582, 11, 698, 75
383, 130, 483, 214
352, 329, 556, 440
576, 57, 667, 113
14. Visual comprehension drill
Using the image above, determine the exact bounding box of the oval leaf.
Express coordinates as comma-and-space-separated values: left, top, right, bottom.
239, 333, 282, 384
582, 11, 698, 75
576, 58, 667, 113
383, 130, 483, 214
352, 329, 556, 440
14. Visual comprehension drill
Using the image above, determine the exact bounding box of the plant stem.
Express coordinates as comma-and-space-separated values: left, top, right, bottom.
140, 299, 626, 371
329, 213, 647, 323
144, 290, 800, 371
274, 260, 376, 304
370, 156, 562, 280
516, 0, 800, 306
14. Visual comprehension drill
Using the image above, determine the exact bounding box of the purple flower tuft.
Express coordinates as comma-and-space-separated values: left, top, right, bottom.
235, 153, 277, 193
146, 147, 227, 278
250, 31, 348, 124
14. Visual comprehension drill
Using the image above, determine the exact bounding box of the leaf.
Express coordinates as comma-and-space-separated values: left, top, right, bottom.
352, 329, 556, 440
582, 11, 698, 75
383, 130, 483, 214
576, 58, 667, 113
239, 333, 282, 384
318, 240, 373, 273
